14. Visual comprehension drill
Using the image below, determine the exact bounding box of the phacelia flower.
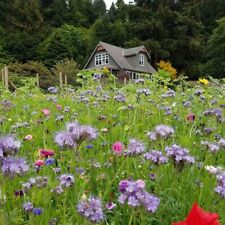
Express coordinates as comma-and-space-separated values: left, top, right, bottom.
125, 139, 145, 155
23, 202, 34, 212
54, 131, 76, 148
59, 174, 74, 187
0, 135, 21, 157
77, 196, 105, 223
147, 125, 174, 140
118, 179, 160, 213
166, 145, 195, 164
201, 141, 220, 153
1, 157, 29, 176
144, 150, 168, 164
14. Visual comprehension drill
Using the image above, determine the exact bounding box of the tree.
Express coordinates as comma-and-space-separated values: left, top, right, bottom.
52, 58, 80, 86
37, 25, 90, 67
0, 0, 44, 32
203, 17, 225, 78
93, 0, 106, 17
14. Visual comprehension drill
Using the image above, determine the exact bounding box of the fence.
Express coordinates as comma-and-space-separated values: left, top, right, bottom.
1, 66, 68, 92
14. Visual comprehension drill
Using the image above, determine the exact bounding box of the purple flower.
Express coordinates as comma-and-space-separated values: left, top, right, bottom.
0, 136, 21, 157
118, 179, 160, 213
105, 202, 116, 211
144, 150, 168, 164
48, 86, 58, 94
219, 138, 225, 149
23, 202, 33, 212
125, 139, 145, 155
54, 131, 76, 148
1, 157, 29, 176
201, 141, 220, 153
137, 88, 151, 95
147, 125, 174, 140
114, 93, 126, 102
77, 196, 104, 223
165, 144, 195, 168
155, 125, 174, 138
161, 89, 176, 98
215, 172, 225, 198
59, 174, 74, 187
51, 185, 64, 194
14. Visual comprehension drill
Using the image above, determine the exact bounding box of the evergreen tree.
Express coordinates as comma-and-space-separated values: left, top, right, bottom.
204, 17, 225, 78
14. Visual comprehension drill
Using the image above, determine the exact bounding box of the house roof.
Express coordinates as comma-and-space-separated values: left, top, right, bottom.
84, 41, 156, 74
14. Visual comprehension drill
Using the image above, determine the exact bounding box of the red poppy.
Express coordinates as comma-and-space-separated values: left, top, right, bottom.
172, 203, 221, 225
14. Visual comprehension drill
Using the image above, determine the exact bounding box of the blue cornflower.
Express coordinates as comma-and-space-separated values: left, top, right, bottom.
33, 207, 43, 215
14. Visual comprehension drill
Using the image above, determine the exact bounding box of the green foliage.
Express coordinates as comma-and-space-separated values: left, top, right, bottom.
52, 58, 80, 86
8, 61, 54, 89
38, 25, 90, 67
203, 17, 225, 78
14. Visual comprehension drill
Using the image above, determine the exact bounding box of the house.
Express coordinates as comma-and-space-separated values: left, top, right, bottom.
84, 41, 156, 80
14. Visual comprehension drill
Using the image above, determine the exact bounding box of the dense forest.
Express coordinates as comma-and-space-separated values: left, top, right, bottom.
0, 0, 225, 85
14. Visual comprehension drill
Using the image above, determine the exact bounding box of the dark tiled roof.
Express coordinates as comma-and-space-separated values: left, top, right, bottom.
85, 41, 156, 74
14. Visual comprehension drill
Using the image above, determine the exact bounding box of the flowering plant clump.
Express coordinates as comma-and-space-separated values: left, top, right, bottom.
124, 139, 145, 155
199, 78, 209, 85
77, 196, 105, 223
55, 122, 98, 148
157, 60, 177, 79
144, 150, 168, 164
147, 124, 174, 140
118, 179, 160, 213
0, 74, 225, 224
165, 144, 195, 171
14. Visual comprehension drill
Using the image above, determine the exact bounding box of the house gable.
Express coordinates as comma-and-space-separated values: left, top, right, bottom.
84, 43, 121, 70
84, 41, 156, 75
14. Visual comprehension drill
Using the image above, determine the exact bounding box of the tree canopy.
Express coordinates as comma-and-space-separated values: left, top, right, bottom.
0, 0, 224, 79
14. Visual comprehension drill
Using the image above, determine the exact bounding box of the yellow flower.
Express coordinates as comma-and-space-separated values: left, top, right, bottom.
199, 78, 209, 85
157, 60, 177, 79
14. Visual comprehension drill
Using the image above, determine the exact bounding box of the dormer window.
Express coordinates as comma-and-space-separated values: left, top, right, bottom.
139, 54, 144, 66
95, 53, 109, 66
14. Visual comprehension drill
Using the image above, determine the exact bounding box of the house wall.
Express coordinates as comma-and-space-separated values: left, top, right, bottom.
126, 53, 151, 73
86, 50, 120, 70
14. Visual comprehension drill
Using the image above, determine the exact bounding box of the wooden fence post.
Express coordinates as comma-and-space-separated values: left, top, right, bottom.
64, 75, 67, 88
59, 72, 63, 93
124, 77, 127, 85
4, 66, 9, 91
1, 68, 4, 88
36, 73, 40, 89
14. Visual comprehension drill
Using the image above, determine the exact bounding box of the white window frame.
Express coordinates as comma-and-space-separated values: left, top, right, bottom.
131, 72, 139, 80
95, 53, 109, 66
139, 54, 144, 66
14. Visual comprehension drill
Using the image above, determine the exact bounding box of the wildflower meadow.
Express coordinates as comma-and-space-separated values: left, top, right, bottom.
0, 74, 225, 225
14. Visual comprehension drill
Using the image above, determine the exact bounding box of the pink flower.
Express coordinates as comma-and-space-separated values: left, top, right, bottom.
24, 135, 33, 141
42, 109, 50, 116
38, 149, 55, 158
186, 113, 195, 122
56, 104, 62, 110
35, 160, 44, 166
112, 142, 123, 155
